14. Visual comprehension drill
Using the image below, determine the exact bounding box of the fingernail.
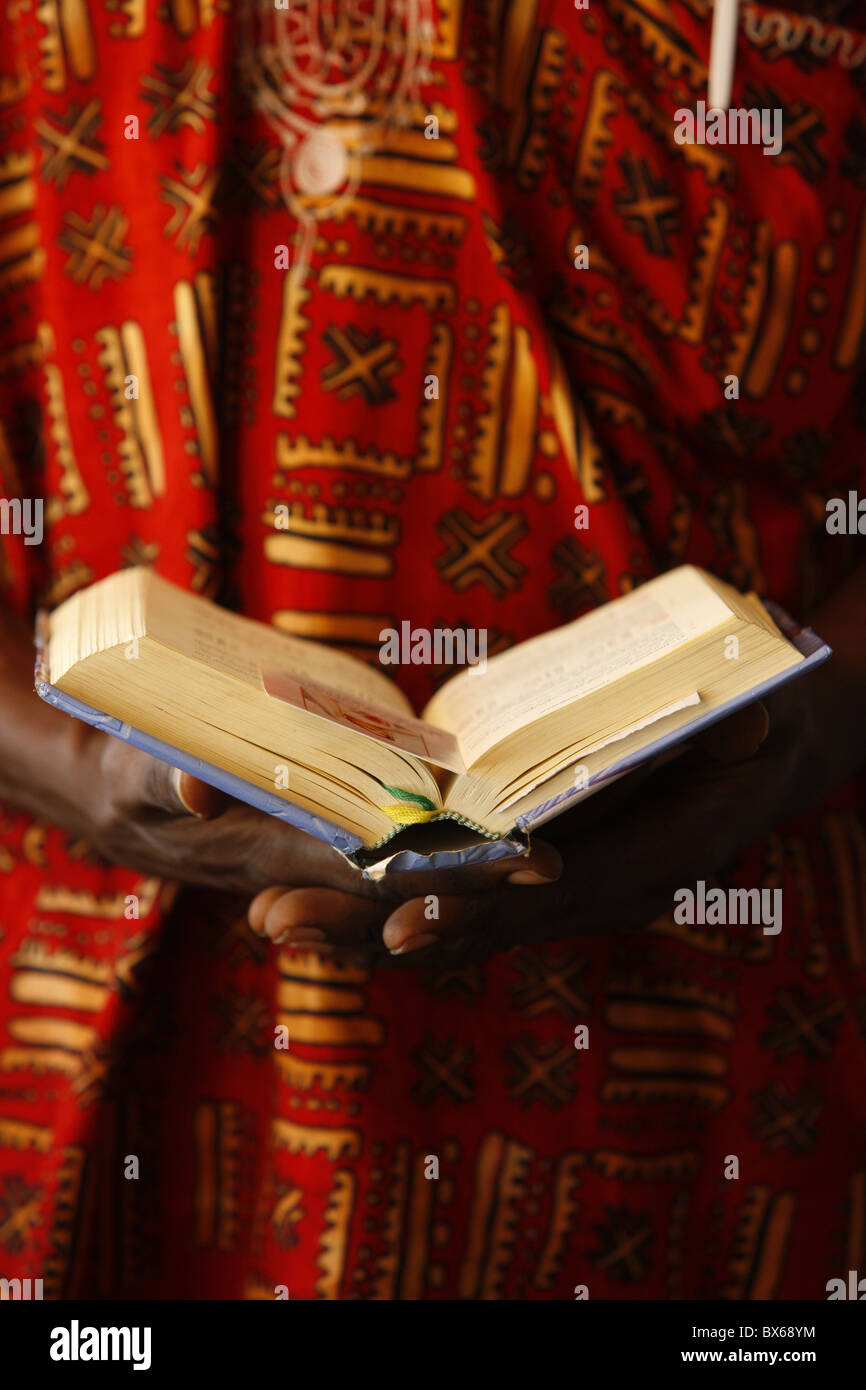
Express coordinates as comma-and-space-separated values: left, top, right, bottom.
272, 928, 330, 946
288, 927, 329, 942
506, 870, 556, 885
389, 932, 439, 956
172, 767, 203, 818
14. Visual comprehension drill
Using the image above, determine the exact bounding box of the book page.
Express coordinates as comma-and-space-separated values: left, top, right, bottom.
262, 671, 466, 773
495, 692, 701, 812
424, 568, 732, 768
143, 571, 414, 716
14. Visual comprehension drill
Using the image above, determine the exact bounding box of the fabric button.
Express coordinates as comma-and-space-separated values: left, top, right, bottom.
294, 131, 348, 196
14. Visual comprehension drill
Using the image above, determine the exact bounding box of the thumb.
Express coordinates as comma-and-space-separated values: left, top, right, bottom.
501, 838, 563, 885
379, 837, 563, 901
139, 758, 229, 819
459, 837, 564, 889
697, 700, 770, 763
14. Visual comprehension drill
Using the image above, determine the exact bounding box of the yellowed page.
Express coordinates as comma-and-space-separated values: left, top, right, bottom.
424, 567, 733, 768
142, 570, 415, 716
495, 691, 701, 812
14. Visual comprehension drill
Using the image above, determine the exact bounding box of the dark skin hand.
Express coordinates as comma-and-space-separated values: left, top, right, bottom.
2, 566, 863, 965
0, 607, 555, 937
249, 563, 866, 964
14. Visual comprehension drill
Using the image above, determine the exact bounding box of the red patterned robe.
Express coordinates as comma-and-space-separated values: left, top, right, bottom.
0, 1, 864, 1298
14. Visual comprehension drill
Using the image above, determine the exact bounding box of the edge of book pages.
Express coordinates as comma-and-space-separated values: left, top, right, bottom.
34, 602, 831, 879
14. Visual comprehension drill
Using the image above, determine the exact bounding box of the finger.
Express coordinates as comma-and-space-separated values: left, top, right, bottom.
697, 701, 769, 763
248, 884, 287, 933
378, 837, 563, 900
501, 838, 563, 885
383, 892, 501, 954
134, 756, 230, 820
173, 768, 229, 818
260, 887, 386, 947
385, 708, 782, 958
551, 761, 662, 832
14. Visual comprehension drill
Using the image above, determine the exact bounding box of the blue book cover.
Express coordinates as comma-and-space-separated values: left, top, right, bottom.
34, 601, 830, 879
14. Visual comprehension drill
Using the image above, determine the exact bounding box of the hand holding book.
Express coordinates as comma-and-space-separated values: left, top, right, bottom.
32, 561, 864, 962
0, 604, 385, 908
247, 695, 772, 959
82, 733, 386, 905
251, 562, 866, 961
38, 564, 827, 864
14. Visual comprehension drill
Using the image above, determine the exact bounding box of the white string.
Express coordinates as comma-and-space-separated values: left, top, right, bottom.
708, 0, 740, 110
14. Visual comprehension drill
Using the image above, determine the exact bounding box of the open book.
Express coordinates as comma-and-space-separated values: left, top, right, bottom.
36, 566, 829, 872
